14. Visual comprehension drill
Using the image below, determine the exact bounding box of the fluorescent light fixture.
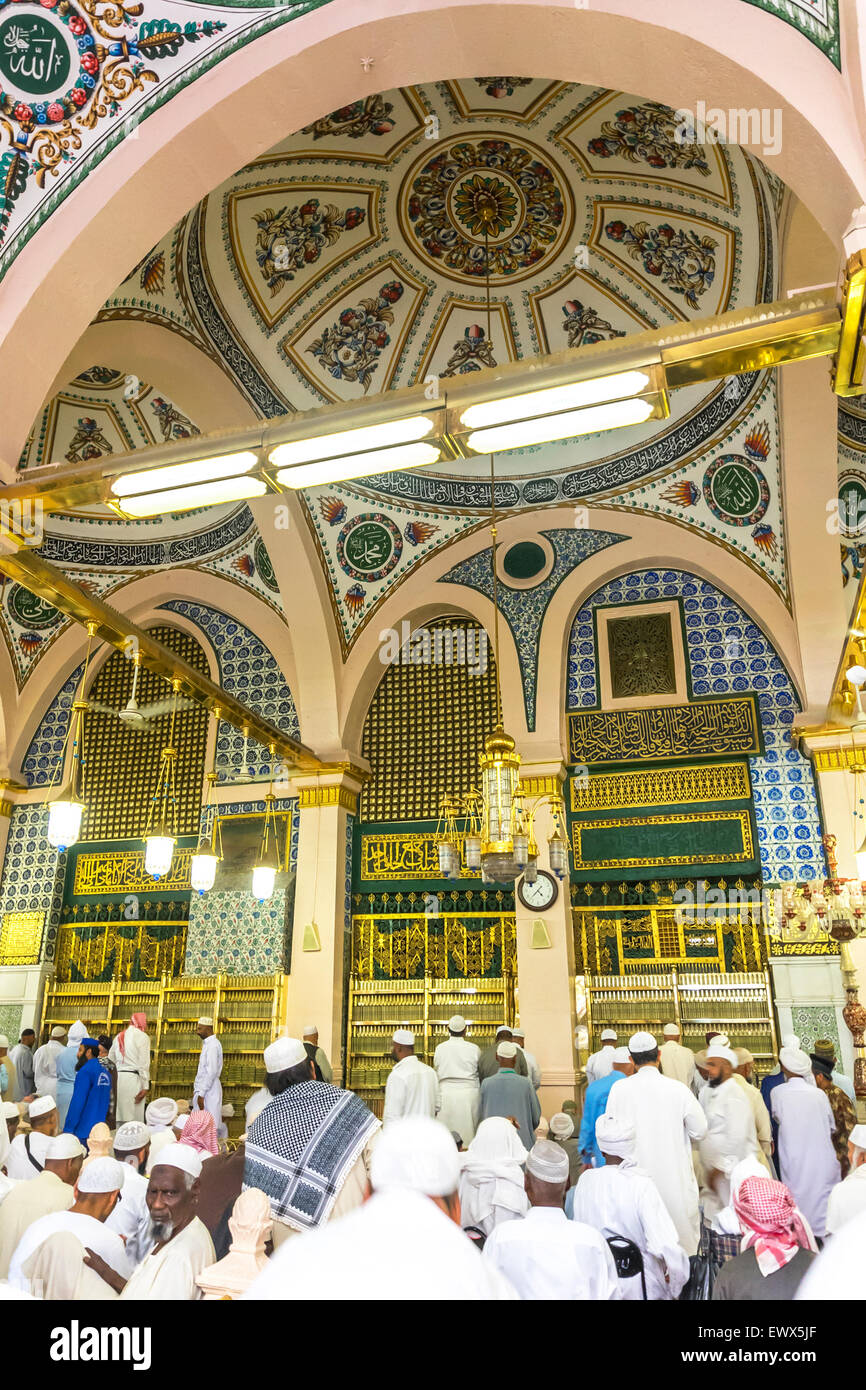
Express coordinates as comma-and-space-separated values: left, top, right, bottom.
466, 397, 656, 453
268, 416, 436, 469
460, 370, 651, 429
118, 476, 268, 517
276, 441, 440, 489
112, 451, 258, 499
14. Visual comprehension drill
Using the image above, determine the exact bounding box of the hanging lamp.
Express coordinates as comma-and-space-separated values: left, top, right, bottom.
190, 711, 223, 894
143, 677, 181, 879
252, 746, 282, 902
46, 620, 98, 852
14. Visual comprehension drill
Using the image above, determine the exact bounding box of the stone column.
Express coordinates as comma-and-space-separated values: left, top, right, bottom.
513, 763, 577, 1119
286, 769, 364, 1085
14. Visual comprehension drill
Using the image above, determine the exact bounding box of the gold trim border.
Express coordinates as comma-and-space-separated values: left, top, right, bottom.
572, 810, 754, 870
298, 786, 359, 813
812, 748, 865, 772
570, 761, 750, 811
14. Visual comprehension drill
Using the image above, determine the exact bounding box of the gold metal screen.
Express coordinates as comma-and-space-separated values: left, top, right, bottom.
83, 626, 210, 841
359, 618, 499, 822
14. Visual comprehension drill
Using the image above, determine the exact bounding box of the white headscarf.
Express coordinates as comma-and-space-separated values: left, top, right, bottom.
458, 1117, 528, 1230
712, 1155, 769, 1234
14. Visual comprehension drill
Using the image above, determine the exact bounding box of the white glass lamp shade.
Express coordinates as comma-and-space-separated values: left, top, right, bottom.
524, 858, 539, 885
548, 834, 567, 877
145, 834, 175, 879
513, 832, 529, 867
464, 834, 482, 870
252, 863, 277, 902
190, 850, 218, 895
438, 840, 458, 877
47, 797, 84, 852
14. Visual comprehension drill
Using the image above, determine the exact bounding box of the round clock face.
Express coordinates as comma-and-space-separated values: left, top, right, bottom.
518, 870, 558, 911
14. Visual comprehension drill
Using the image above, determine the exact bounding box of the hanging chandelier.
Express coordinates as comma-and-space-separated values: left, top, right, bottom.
190, 711, 223, 894
143, 677, 181, 879
252, 746, 282, 902
46, 620, 98, 852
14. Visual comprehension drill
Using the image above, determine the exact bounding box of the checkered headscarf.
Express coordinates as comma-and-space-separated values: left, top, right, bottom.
734, 1176, 818, 1276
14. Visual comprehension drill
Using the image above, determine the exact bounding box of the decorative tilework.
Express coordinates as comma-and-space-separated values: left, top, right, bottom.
566, 569, 825, 884
441, 529, 628, 729
22, 663, 84, 788
791, 1005, 843, 1067
0, 804, 67, 963
0, 1006, 23, 1042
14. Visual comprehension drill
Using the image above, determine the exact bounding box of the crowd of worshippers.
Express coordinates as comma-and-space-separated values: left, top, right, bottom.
0, 1012, 864, 1301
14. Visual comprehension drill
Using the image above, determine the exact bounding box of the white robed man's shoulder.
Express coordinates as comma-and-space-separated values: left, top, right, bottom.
795, 1206, 866, 1300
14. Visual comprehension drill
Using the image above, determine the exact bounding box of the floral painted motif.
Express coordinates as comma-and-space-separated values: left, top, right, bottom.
660, 480, 700, 507
253, 199, 365, 298
605, 218, 716, 310
140, 250, 165, 294
561, 298, 625, 349
588, 102, 711, 177
301, 95, 395, 141
476, 77, 533, 99
150, 396, 198, 441
344, 583, 365, 616
752, 524, 778, 559
307, 280, 403, 392
64, 416, 112, 463
319, 496, 347, 526
441, 323, 496, 375
404, 520, 439, 546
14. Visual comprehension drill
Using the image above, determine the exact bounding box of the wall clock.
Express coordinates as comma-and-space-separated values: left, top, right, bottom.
517, 869, 559, 912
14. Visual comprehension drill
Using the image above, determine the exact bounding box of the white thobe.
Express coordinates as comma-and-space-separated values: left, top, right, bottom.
796, 1207, 866, 1301
659, 1039, 696, 1091
572, 1162, 689, 1300
109, 1026, 151, 1123
517, 1047, 542, 1090
3, 1131, 52, 1181
106, 1167, 155, 1266
383, 1055, 440, 1124
120, 1215, 214, 1300
32, 1040, 64, 1099
483, 1206, 621, 1300
245, 1087, 272, 1127
731, 1073, 773, 1167
193, 1034, 223, 1130
771, 1078, 839, 1238
826, 1164, 866, 1235
606, 1066, 708, 1256
0, 1169, 73, 1278
433, 1037, 480, 1144
585, 1046, 616, 1086
8, 1210, 131, 1292
699, 1078, 760, 1211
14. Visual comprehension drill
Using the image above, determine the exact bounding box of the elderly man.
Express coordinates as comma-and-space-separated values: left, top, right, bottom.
109, 1014, 150, 1123
302, 1025, 333, 1083
0, 1133, 83, 1277
107, 1120, 155, 1267
245, 1115, 516, 1300
511, 1028, 541, 1090
585, 1029, 618, 1085
578, 1045, 632, 1168
732, 1048, 773, 1169
698, 1043, 762, 1214
86, 1145, 215, 1300
482, 1140, 620, 1299
811, 1054, 856, 1177
658, 1023, 697, 1091
64, 1036, 111, 1145
826, 1124, 866, 1234
433, 1014, 480, 1144
3, 1096, 59, 1180
479, 1041, 541, 1151
771, 1045, 838, 1239
8, 1154, 129, 1294
606, 1031, 708, 1256
712, 1174, 818, 1301
8, 1029, 35, 1103
33, 1026, 66, 1099
244, 1036, 379, 1246
572, 1112, 689, 1300
478, 1026, 528, 1081
193, 1016, 223, 1133
384, 1029, 439, 1124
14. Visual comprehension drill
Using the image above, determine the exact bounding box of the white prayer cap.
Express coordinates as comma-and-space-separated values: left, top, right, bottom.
526, 1139, 569, 1184
49, 1026, 66, 1039
114, 1121, 150, 1151
595, 1112, 636, 1158
302, 1024, 318, 1037
850, 1124, 866, 1150
264, 1036, 306, 1072
392, 1029, 415, 1046
77, 1156, 126, 1194
370, 1116, 459, 1197
45, 1134, 84, 1161
197, 1016, 213, 1027
612, 1046, 632, 1064
222, 1103, 234, 1118
496, 1041, 517, 1059
511, 1026, 525, 1039
152, 1142, 202, 1180
780, 1046, 812, 1077
495, 1025, 512, 1036
173, 1115, 188, 1132
734, 1047, 754, 1066
782, 1033, 801, 1051
628, 1031, 657, 1052
146, 1097, 179, 1127
710, 1033, 730, 1048
0, 1035, 8, 1049
600, 1029, 617, 1041
1, 1101, 19, 1119
67, 1021, 87, 1045
549, 1112, 575, 1140
29, 1096, 56, 1118
447, 1015, 467, 1032
663, 1023, 680, 1037
706, 1044, 738, 1067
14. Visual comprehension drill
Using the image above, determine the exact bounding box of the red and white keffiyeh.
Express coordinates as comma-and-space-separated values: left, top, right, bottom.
116, 1013, 147, 1059
734, 1175, 818, 1276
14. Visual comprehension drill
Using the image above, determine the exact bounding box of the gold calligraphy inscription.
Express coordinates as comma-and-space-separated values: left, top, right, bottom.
567, 697, 761, 765
360, 833, 474, 881
0, 911, 43, 965
73, 849, 193, 895
768, 939, 839, 957
571, 761, 750, 811
572, 810, 753, 870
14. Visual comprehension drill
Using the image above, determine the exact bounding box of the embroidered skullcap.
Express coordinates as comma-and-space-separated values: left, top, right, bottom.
734, 1048, 754, 1066
392, 1029, 415, 1046
496, 1041, 517, 1060
370, 1116, 459, 1197
600, 1029, 617, 1041
663, 1023, 679, 1037
628, 1031, 657, 1053
813, 1039, 836, 1061
77, 1156, 126, 1194
549, 1112, 575, 1140
67, 1021, 87, 1045
152, 1142, 202, 1180
526, 1139, 569, 1184
780, 1047, 812, 1077
264, 1036, 306, 1073
495, 1025, 512, 1036
197, 1016, 213, 1027
29, 1096, 56, 1117
1, 1101, 19, 1119
850, 1124, 866, 1150
612, 1046, 632, 1064
114, 1121, 150, 1151
0, 1036, 8, 1049
146, 1097, 179, 1128
448, 1015, 467, 1032
302, 1025, 318, 1037
595, 1112, 636, 1158
49, 1026, 66, 1039
707, 1044, 738, 1067
45, 1134, 84, 1161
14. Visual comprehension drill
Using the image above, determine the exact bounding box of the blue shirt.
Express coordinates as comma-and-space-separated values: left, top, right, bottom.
578, 1069, 625, 1167
63, 1057, 111, 1144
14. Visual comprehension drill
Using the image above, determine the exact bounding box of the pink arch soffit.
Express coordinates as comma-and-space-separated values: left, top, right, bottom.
1, 0, 864, 471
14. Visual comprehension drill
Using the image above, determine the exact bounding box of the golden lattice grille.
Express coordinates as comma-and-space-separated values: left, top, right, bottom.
82, 626, 209, 842
360, 618, 499, 822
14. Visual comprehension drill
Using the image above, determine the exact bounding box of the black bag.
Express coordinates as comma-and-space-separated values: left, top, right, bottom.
680, 1224, 713, 1301
606, 1233, 647, 1299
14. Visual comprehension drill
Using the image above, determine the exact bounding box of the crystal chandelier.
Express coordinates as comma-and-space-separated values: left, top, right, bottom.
143, 678, 181, 879
46, 620, 98, 852
252, 747, 282, 902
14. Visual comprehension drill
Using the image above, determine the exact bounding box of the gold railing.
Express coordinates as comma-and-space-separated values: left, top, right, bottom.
573, 903, 767, 974
350, 911, 517, 979
54, 921, 187, 983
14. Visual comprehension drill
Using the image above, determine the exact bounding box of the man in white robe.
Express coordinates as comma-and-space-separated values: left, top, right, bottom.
585, 1029, 617, 1085
3, 1096, 59, 1180
698, 1043, 762, 1214
572, 1112, 689, 1300
107, 1120, 156, 1266
732, 1048, 773, 1169
511, 1028, 541, 1090
0, 1133, 82, 1277
244, 1115, 516, 1301
771, 1046, 839, 1239
483, 1140, 621, 1299
826, 1123, 866, 1234
193, 1017, 223, 1134
8, 1155, 130, 1294
433, 1015, 480, 1144
606, 1031, 708, 1256
109, 1014, 150, 1124
32, 1026, 66, 1099
383, 1029, 440, 1124
796, 1206, 866, 1300
658, 1023, 696, 1090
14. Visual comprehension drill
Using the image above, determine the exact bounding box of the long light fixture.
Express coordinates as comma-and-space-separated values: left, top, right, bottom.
110, 448, 265, 518
45, 619, 98, 851
143, 678, 181, 879
190, 713, 223, 895
268, 407, 448, 489
252, 746, 283, 903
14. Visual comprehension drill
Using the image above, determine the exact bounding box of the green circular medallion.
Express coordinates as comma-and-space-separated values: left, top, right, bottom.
502, 540, 547, 581
0, 13, 72, 97
337, 515, 402, 582
253, 538, 278, 592
838, 474, 866, 540
7, 584, 61, 629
